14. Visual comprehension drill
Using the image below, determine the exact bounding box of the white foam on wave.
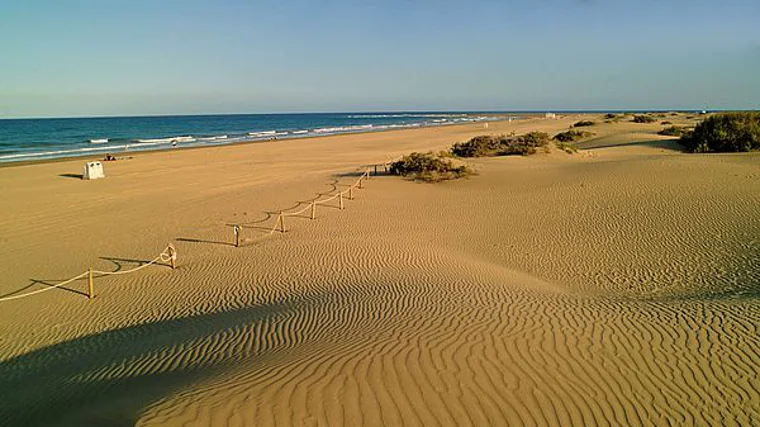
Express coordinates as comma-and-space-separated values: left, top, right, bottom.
248, 130, 277, 138
0, 143, 129, 161
346, 113, 467, 119
313, 124, 373, 134
136, 136, 195, 144
89, 138, 109, 144
197, 135, 228, 141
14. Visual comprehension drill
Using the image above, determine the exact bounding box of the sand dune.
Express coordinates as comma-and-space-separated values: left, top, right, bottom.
1, 115, 759, 426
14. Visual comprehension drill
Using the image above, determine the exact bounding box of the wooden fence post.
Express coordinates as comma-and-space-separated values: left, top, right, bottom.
234, 225, 240, 247
339, 192, 344, 210
168, 243, 177, 269
349, 187, 353, 200
279, 212, 286, 232
358, 177, 363, 189
88, 268, 94, 299
374, 165, 378, 176
311, 202, 316, 220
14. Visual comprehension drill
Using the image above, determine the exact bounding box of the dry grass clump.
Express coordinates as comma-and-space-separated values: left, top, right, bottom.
554, 141, 579, 154
451, 132, 550, 157
658, 125, 689, 137
681, 112, 760, 152
604, 113, 622, 123
389, 152, 472, 182
632, 115, 657, 123
553, 129, 594, 143
573, 120, 596, 127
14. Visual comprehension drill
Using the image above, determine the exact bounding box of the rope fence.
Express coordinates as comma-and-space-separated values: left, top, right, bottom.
0, 244, 177, 302
232, 158, 398, 245
1, 157, 401, 302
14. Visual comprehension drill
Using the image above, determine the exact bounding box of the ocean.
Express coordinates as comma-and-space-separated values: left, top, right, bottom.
0, 112, 503, 163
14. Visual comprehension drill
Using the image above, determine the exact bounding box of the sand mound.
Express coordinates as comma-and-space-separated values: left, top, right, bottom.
1, 117, 759, 426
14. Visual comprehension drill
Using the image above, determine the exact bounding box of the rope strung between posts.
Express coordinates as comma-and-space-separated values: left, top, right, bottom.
1, 159, 401, 302
0, 244, 177, 302
92, 246, 177, 276
235, 164, 392, 243
251, 169, 374, 236
0, 272, 90, 302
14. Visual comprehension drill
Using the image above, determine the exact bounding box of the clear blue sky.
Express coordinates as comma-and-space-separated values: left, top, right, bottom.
1, 0, 758, 118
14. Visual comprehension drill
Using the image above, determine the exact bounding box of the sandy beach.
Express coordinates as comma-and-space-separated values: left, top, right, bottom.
1, 115, 759, 426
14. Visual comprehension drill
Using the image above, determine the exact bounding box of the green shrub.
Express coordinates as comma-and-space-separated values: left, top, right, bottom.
389, 152, 471, 182
658, 125, 688, 137
573, 120, 596, 127
518, 131, 551, 152
555, 141, 578, 154
604, 113, 618, 119
632, 115, 657, 123
661, 121, 673, 125
451, 132, 550, 157
553, 129, 594, 142
450, 135, 503, 157
680, 112, 760, 153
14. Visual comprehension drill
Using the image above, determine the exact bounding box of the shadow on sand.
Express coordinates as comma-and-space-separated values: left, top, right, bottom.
578, 138, 687, 152
59, 173, 83, 180
175, 237, 235, 247
0, 290, 341, 427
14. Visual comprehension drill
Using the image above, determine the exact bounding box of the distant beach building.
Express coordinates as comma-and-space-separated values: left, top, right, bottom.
545, 112, 557, 119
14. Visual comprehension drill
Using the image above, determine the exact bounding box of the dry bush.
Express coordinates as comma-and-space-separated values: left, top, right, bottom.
389, 152, 472, 182
632, 115, 657, 123
451, 132, 550, 157
553, 129, 594, 143
658, 125, 689, 137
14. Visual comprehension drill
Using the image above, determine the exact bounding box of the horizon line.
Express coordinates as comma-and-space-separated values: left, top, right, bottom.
1, 107, 748, 121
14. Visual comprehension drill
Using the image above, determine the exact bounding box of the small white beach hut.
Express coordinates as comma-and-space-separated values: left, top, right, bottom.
545, 112, 557, 119
83, 161, 105, 180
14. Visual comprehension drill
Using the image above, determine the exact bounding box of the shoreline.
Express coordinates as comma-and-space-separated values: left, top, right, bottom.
0, 112, 524, 168
0, 113, 533, 169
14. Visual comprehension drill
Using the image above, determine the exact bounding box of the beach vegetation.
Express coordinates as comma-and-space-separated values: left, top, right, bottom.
632, 115, 657, 123
604, 113, 617, 119
553, 129, 594, 143
554, 141, 579, 154
389, 152, 472, 182
661, 121, 673, 125
450, 132, 550, 157
680, 112, 760, 153
573, 120, 596, 127
658, 125, 689, 137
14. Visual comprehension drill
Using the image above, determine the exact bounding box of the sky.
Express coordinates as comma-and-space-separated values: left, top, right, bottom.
0, 0, 758, 118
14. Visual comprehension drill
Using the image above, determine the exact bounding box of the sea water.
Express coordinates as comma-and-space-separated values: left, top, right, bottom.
0, 112, 502, 163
